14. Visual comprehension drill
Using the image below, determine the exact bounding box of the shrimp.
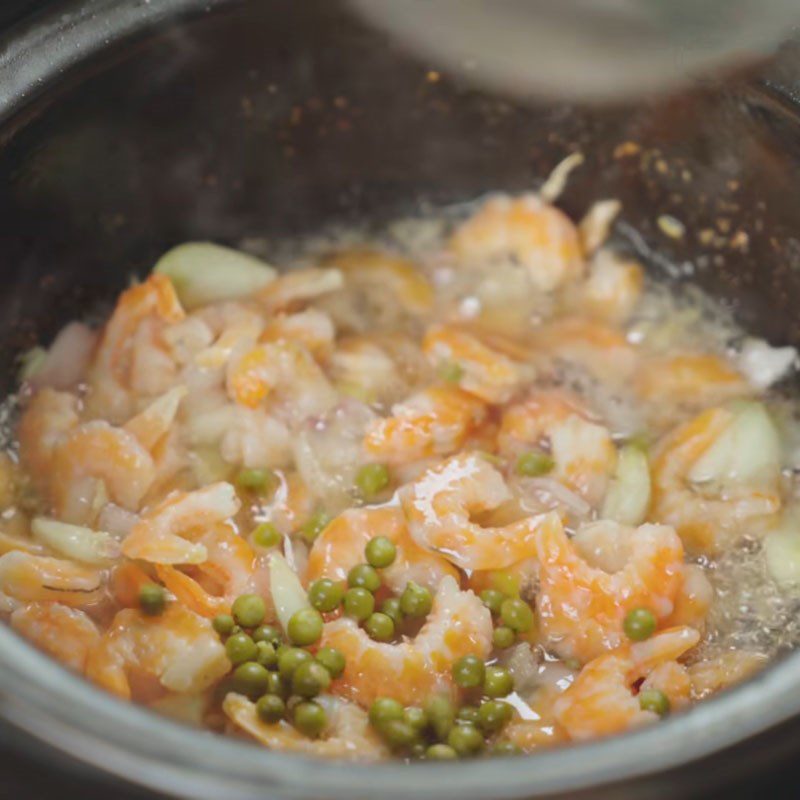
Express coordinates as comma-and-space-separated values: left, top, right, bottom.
321, 576, 492, 707
11, 602, 100, 671
226, 340, 337, 422
192, 302, 264, 369
257, 267, 344, 314
535, 519, 685, 663
85, 604, 229, 701
324, 249, 434, 314
363, 386, 486, 465
224, 693, 388, 761
329, 337, 407, 405
498, 390, 616, 507
121, 482, 240, 565
688, 650, 768, 699
261, 309, 336, 357
578, 249, 643, 324
449, 194, 584, 292
307, 506, 458, 593
400, 452, 560, 571
554, 627, 699, 741
0, 551, 105, 608
17, 388, 80, 478
422, 324, 527, 404
650, 405, 782, 554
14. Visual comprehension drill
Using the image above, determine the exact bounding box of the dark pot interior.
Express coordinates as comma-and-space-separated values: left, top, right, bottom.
2, 1, 800, 797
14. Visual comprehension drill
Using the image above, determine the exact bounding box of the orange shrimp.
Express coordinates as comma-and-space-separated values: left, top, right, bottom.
307, 506, 458, 594
578, 249, 643, 324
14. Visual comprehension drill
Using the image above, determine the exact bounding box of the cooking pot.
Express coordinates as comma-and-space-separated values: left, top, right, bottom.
1, 2, 800, 798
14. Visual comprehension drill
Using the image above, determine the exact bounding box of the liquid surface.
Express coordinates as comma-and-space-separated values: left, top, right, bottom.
2, 186, 799, 760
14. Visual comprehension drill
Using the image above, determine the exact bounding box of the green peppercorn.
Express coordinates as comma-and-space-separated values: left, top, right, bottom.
478, 700, 512, 733
447, 723, 484, 756
491, 741, 522, 756
380, 597, 403, 625
231, 661, 271, 698
292, 660, 332, 698
493, 626, 516, 649
355, 463, 390, 498
365, 536, 397, 568
456, 706, 481, 725
347, 563, 381, 593
252, 624, 282, 646
369, 697, 404, 728
278, 647, 313, 680
483, 665, 514, 698
252, 521, 282, 549
343, 587, 375, 621
212, 613, 235, 636
426, 695, 455, 740
452, 655, 486, 689
139, 583, 166, 616
381, 720, 418, 749
293, 701, 327, 738
515, 450, 555, 477
308, 578, 345, 613
225, 632, 258, 665
403, 706, 428, 731
236, 468, 276, 494
500, 597, 534, 633
256, 641, 278, 668
287, 608, 324, 646
399, 581, 433, 618
365, 612, 395, 642
265, 670, 285, 697
300, 511, 331, 544
232, 594, 266, 628
479, 588, 505, 615
639, 688, 670, 716
316, 647, 346, 679
256, 693, 286, 723
426, 743, 458, 760
438, 361, 464, 383
623, 608, 657, 641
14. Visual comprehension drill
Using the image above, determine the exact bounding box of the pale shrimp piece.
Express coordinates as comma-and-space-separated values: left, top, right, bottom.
0, 551, 105, 608
307, 506, 458, 594
11, 602, 100, 671
554, 626, 699, 741
121, 482, 240, 565
665, 564, 713, 630
261, 309, 336, 357
422, 324, 526, 404
329, 336, 405, 405
363, 386, 486, 465
224, 693, 388, 761
533, 317, 638, 384
259, 471, 315, 535
124, 386, 186, 451
257, 267, 344, 314
17, 388, 80, 478
498, 390, 617, 507
218, 407, 293, 471
640, 661, 692, 711
226, 340, 337, 422
49, 421, 156, 523
535, 519, 685, 663
321, 576, 492, 707
192, 302, 265, 369
324, 249, 434, 314
85, 604, 229, 701
650, 405, 782, 554
578, 249, 644, 324
161, 315, 215, 365
635, 353, 749, 412
449, 194, 584, 292
688, 650, 768, 700
400, 452, 561, 571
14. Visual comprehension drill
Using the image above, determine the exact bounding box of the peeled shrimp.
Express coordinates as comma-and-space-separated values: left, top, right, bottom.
650, 405, 782, 554
0, 551, 105, 608
498, 390, 616, 507
554, 626, 699, 741
18, 388, 80, 479
422, 324, 526, 404
85, 604, 229, 701
121, 482, 240, 565
224, 693, 388, 761
363, 386, 486, 465
400, 452, 560, 571
450, 194, 584, 292
307, 506, 458, 594
535, 519, 686, 662
320, 576, 492, 707
257, 267, 344, 314
578, 249, 643, 324
261, 309, 336, 357
11, 601, 100, 671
